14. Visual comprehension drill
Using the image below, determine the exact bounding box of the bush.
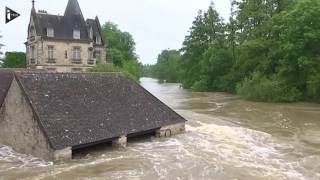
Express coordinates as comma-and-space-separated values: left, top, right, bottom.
2, 52, 26, 68
237, 72, 303, 102
122, 60, 141, 82
191, 79, 209, 92
306, 73, 320, 102
89, 63, 121, 73
89, 63, 140, 82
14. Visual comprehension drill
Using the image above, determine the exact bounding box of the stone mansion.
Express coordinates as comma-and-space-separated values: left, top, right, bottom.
26, 0, 106, 72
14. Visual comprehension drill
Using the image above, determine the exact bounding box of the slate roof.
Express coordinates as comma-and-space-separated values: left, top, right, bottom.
16, 72, 186, 150
30, 0, 103, 44
86, 18, 105, 45
0, 71, 14, 107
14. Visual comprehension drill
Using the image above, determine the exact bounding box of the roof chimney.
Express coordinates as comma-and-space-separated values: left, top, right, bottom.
38, 10, 48, 14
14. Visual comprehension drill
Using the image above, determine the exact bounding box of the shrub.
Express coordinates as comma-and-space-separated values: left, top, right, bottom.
306, 73, 320, 102
122, 60, 141, 82
89, 63, 140, 82
89, 63, 121, 73
191, 79, 209, 92
237, 72, 303, 102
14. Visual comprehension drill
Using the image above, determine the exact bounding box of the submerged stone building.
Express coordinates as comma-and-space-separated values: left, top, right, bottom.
26, 0, 106, 72
0, 70, 186, 161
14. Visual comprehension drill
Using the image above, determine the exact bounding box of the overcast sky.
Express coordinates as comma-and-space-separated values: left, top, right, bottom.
0, 0, 230, 64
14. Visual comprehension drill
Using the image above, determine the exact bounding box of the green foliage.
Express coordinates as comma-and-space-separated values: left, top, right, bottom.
101, 21, 141, 80
2, 52, 26, 68
142, 50, 182, 83
180, 4, 226, 91
306, 73, 320, 102
107, 48, 124, 66
191, 80, 209, 92
89, 63, 140, 82
155, 50, 182, 83
146, 0, 320, 102
102, 22, 137, 65
89, 63, 121, 73
141, 64, 156, 77
237, 72, 303, 102
122, 60, 141, 82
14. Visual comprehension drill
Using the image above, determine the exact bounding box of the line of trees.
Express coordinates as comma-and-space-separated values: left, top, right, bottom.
143, 0, 320, 102
142, 49, 182, 83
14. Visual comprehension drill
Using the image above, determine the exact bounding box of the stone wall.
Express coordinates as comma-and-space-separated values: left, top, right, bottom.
0, 78, 54, 161
27, 39, 106, 72
156, 122, 186, 137
0, 105, 4, 126
42, 40, 92, 65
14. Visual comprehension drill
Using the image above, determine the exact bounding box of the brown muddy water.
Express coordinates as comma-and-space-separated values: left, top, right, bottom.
1, 77, 320, 180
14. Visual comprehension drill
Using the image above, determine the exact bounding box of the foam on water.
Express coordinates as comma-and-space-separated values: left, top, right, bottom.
0, 145, 51, 169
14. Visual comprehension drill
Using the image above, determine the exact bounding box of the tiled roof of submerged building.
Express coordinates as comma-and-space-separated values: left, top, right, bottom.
0, 71, 14, 107
16, 72, 186, 150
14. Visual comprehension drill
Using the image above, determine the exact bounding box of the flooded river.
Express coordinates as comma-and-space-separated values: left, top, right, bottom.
1, 77, 320, 180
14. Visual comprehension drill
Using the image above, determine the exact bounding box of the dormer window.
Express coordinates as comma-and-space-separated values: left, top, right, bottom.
47, 28, 54, 37
96, 35, 101, 45
73, 29, 80, 39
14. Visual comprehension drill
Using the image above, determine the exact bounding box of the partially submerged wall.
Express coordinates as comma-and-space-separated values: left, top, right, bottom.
0, 78, 54, 161
156, 122, 186, 137
0, 106, 4, 128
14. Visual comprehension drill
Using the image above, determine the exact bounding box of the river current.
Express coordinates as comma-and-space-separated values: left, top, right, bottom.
0, 77, 320, 180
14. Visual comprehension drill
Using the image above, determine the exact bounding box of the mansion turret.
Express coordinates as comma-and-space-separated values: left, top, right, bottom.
26, 0, 106, 72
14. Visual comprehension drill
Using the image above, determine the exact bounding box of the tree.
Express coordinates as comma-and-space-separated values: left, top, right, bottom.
101, 21, 141, 80
180, 3, 228, 91
142, 0, 320, 102
2, 52, 26, 68
154, 49, 182, 83
102, 22, 137, 66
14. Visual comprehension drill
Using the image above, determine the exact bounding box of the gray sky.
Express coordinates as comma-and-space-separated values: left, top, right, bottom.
0, 0, 230, 64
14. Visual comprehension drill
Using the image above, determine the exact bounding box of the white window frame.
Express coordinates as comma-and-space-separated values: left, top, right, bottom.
96, 35, 101, 45
73, 29, 81, 39
47, 28, 54, 37
48, 46, 54, 60
72, 47, 81, 60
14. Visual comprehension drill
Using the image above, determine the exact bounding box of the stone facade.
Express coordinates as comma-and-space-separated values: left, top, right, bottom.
0, 78, 54, 161
54, 147, 72, 161
0, 105, 4, 127
27, 39, 106, 72
112, 135, 127, 148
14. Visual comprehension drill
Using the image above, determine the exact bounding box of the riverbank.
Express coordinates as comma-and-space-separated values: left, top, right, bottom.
144, 76, 320, 104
